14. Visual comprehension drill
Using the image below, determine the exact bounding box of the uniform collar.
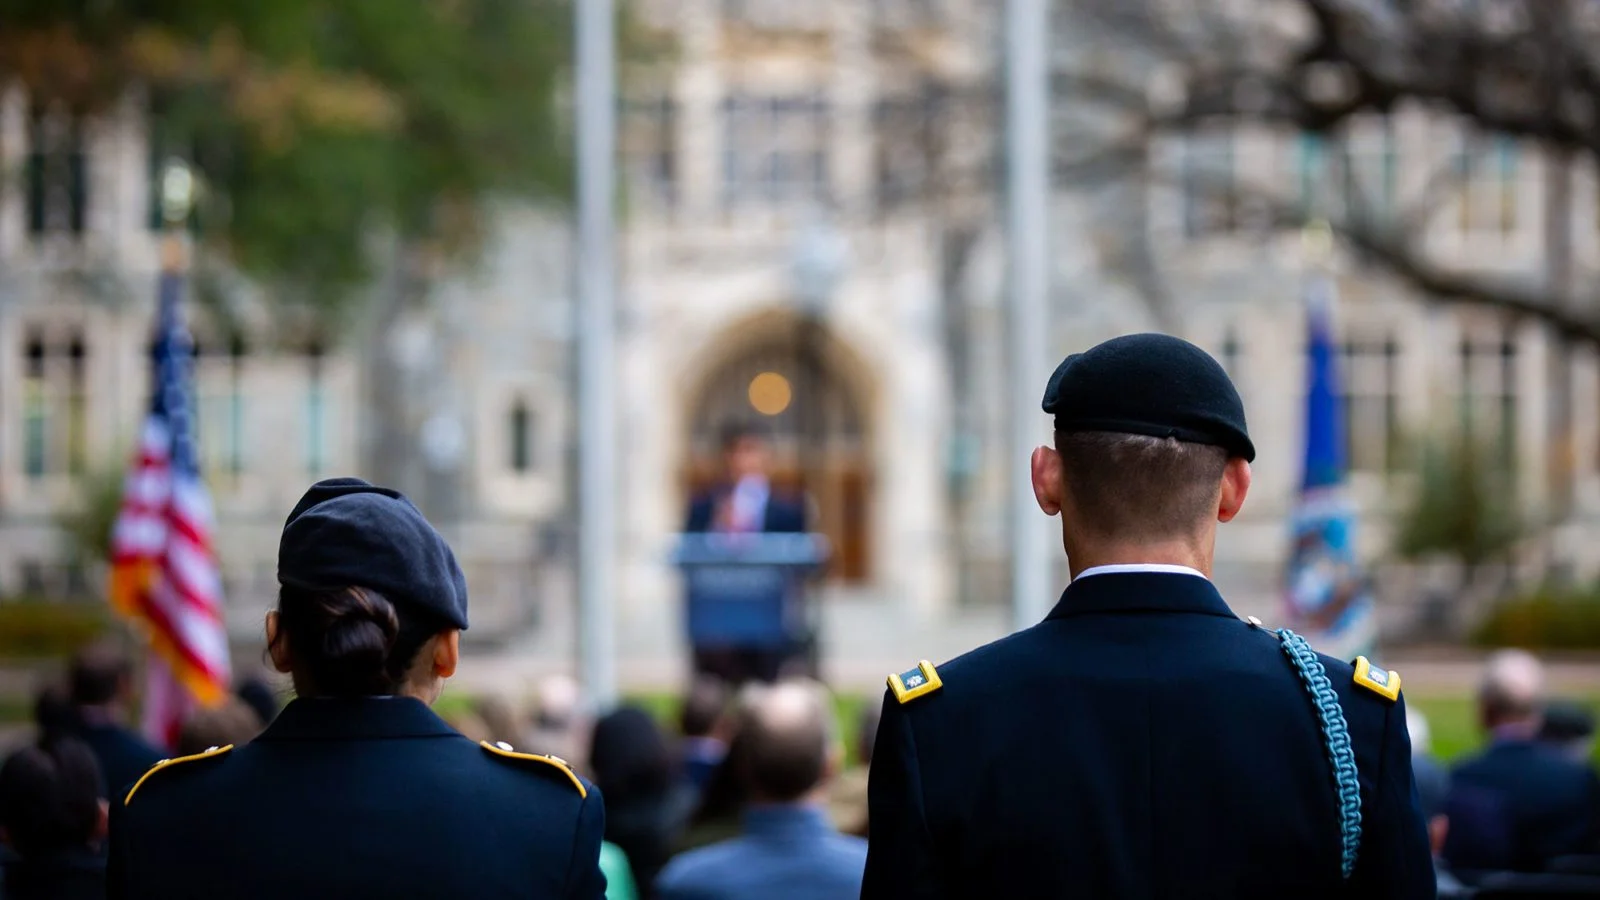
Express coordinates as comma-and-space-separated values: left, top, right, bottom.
255, 696, 460, 742
1045, 571, 1238, 622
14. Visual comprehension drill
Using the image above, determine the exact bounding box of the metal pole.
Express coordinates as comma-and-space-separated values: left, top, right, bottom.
576, 0, 618, 708
1007, 0, 1052, 630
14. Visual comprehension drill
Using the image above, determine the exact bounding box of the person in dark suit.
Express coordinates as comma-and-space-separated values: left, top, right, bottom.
861, 334, 1434, 899
63, 642, 163, 797
1445, 650, 1600, 874
684, 424, 810, 684
0, 735, 108, 900
656, 680, 867, 900
107, 478, 606, 899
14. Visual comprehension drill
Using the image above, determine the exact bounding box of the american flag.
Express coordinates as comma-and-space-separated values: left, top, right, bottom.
108, 257, 230, 748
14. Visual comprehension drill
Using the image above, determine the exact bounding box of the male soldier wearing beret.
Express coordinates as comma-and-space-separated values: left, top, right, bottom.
861, 334, 1433, 898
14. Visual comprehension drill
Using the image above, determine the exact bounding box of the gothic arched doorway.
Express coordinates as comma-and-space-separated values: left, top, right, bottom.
685, 332, 873, 583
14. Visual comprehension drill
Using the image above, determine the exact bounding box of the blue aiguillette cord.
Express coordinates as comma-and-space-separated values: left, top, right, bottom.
1274, 627, 1364, 879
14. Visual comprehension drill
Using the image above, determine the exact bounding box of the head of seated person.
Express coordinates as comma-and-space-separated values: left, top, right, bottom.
736, 679, 841, 808
176, 698, 267, 757
0, 736, 105, 861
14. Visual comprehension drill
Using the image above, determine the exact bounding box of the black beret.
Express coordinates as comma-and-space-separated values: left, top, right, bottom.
278, 478, 469, 630
1042, 333, 1255, 462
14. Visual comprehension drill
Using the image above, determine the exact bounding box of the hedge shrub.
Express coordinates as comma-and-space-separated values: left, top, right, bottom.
1472, 587, 1600, 649
0, 598, 112, 658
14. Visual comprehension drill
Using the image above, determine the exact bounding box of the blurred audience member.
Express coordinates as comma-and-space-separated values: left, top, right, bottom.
681, 677, 731, 793
527, 675, 586, 767
0, 736, 107, 900
1447, 649, 1600, 873
65, 641, 162, 794
678, 683, 767, 853
656, 679, 867, 900
476, 693, 523, 747
31, 682, 75, 736
1412, 727, 1465, 897
1407, 706, 1450, 829
591, 706, 696, 897
441, 707, 492, 743
828, 702, 880, 837
600, 841, 641, 900
1539, 699, 1597, 764
175, 698, 263, 757
233, 676, 281, 728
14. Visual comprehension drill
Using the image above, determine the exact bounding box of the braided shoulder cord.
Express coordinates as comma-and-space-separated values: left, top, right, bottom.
1276, 628, 1363, 879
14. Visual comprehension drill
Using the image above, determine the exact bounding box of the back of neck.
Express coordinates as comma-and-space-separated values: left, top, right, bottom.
1065, 539, 1214, 581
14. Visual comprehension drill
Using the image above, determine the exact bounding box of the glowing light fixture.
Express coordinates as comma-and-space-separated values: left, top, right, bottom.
748, 371, 793, 416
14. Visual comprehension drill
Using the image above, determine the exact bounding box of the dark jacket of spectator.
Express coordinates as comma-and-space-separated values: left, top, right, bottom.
591, 707, 695, 897
1447, 738, 1600, 872
0, 737, 107, 900
64, 642, 163, 795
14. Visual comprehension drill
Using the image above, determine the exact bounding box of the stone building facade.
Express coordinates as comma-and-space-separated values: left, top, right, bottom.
3, 1, 1600, 658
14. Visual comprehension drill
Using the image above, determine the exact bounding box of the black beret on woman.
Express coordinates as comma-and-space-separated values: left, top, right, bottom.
108, 478, 606, 899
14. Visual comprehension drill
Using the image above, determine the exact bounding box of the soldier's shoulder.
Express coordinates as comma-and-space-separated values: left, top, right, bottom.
477, 740, 592, 799
883, 627, 1055, 711
121, 744, 234, 808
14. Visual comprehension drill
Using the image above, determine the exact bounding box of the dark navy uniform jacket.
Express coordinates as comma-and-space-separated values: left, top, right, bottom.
861, 571, 1434, 899
108, 696, 606, 899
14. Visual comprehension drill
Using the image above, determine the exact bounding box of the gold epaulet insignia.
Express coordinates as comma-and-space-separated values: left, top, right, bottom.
1352, 656, 1401, 702
887, 660, 942, 705
480, 741, 587, 798
124, 744, 234, 806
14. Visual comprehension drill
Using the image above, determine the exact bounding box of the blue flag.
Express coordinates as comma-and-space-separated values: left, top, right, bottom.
1285, 275, 1374, 660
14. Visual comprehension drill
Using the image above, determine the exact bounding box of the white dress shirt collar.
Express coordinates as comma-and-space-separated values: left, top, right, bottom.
1073, 563, 1209, 581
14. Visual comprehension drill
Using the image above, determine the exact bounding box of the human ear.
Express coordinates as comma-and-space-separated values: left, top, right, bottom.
1217, 459, 1252, 523
433, 630, 461, 679
265, 611, 292, 674
1031, 446, 1063, 516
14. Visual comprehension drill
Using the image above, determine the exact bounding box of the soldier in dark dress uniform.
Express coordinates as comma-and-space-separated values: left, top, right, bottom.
108, 478, 606, 899
862, 334, 1434, 899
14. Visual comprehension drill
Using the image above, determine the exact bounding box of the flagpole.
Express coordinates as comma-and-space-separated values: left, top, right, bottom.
1007, 0, 1053, 630
143, 159, 197, 749
575, 0, 619, 709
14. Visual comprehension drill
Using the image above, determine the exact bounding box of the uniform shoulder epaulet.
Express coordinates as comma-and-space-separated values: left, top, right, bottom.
480, 741, 587, 798
887, 659, 942, 705
1351, 656, 1401, 702
124, 744, 233, 806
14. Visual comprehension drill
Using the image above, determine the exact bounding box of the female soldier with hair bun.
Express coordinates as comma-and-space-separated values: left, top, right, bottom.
108, 478, 606, 899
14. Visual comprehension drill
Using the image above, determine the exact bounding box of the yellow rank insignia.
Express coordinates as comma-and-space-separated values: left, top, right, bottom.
480, 740, 588, 798
1352, 656, 1401, 702
124, 744, 234, 805
888, 660, 943, 704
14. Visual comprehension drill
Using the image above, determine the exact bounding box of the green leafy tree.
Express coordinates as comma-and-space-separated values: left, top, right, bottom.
1394, 434, 1525, 584
0, 0, 573, 315
54, 463, 127, 571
